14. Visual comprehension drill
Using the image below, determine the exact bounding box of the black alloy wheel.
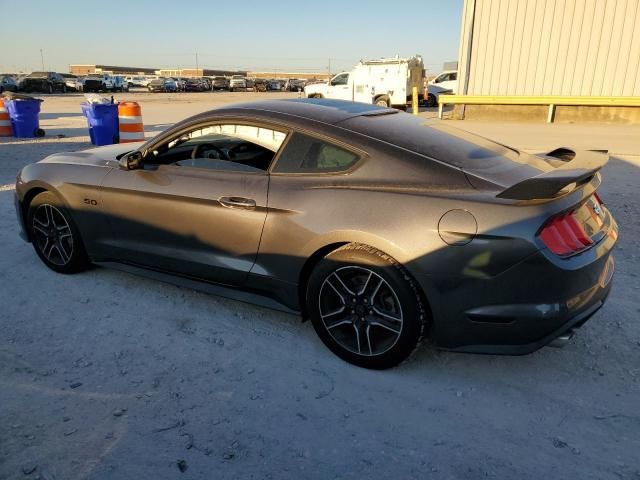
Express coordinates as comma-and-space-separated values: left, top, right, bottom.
307, 244, 426, 369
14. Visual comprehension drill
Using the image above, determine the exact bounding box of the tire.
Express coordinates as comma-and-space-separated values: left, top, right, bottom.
306, 244, 426, 369
426, 93, 437, 108
27, 191, 90, 274
375, 95, 390, 107
62, 85, 67, 93
48, 84, 53, 94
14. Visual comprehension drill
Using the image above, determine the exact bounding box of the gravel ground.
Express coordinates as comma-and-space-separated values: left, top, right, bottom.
0, 92, 639, 480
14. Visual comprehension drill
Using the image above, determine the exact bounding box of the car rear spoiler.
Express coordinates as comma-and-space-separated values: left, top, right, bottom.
496, 148, 609, 200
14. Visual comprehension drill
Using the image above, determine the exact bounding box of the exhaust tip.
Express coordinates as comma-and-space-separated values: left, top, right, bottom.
549, 330, 575, 348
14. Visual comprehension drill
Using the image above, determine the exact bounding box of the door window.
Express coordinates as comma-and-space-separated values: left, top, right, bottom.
148, 124, 287, 173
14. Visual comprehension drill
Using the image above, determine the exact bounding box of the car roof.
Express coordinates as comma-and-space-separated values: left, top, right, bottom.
214, 98, 398, 125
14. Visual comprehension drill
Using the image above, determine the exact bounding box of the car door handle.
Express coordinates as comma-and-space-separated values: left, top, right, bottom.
219, 196, 256, 209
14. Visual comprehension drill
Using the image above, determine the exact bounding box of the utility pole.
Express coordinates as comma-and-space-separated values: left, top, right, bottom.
40, 49, 44, 71
327, 58, 331, 78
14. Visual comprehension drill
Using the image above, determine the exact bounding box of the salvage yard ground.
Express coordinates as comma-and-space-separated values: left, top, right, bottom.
0, 92, 639, 479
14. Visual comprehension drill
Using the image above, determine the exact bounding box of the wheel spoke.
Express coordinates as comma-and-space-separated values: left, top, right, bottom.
365, 324, 373, 355
32, 224, 48, 237
321, 305, 345, 321
368, 277, 384, 303
325, 317, 353, 330
33, 215, 49, 228
45, 205, 54, 227
45, 242, 57, 261
372, 306, 402, 322
325, 272, 355, 304
41, 238, 50, 255
57, 241, 71, 263
369, 316, 401, 335
352, 324, 361, 354
357, 271, 373, 295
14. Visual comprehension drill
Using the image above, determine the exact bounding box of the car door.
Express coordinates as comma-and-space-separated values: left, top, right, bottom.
327, 73, 352, 101
99, 122, 287, 286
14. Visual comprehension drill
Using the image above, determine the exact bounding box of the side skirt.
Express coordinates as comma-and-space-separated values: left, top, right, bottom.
94, 261, 301, 316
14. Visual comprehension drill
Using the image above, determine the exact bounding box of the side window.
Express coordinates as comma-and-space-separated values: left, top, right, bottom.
149, 124, 286, 173
273, 132, 360, 173
331, 73, 349, 86
450, 72, 457, 81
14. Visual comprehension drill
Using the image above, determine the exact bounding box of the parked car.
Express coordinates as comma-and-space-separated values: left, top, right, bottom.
148, 78, 177, 93
229, 75, 246, 92
245, 78, 255, 90
212, 76, 229, 91
0, 75, 18, 93
267, 79, 281, 91
82, 74, 115, 93
253, 79, 267, 92
426, 70, 458, 107
112, 76, 129, 92
58, 74, 79, 92
125, 76, 147, 87
14, 99, 617, 369
184, 79, 204, 92
284, 78, 305, 92
20, 72, 67, 94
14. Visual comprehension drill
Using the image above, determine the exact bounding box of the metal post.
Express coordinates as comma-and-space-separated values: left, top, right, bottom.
412, 86, 418, 115
547, 104, 555, 123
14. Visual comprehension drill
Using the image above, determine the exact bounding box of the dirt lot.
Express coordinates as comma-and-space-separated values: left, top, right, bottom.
0, 92, 639, 480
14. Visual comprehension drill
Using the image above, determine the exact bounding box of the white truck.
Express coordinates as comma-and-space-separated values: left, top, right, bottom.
304, 55, 425, 108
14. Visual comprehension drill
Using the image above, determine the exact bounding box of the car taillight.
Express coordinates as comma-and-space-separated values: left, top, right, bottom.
540, 207, 594, 256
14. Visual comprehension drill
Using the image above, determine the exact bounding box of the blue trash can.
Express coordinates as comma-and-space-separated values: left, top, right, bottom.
81, 102, 119, 146
4, 98, 44, 138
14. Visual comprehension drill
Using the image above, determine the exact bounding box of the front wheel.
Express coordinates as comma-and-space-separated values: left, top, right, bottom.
375, 95, 390, 107
27, 191, 90, 274
307, 244, 426, 369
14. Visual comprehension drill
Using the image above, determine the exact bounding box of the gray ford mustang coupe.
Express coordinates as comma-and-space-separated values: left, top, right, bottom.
14, 99, 617, 369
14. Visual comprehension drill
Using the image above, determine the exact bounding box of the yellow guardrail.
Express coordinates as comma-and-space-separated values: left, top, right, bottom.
438, 95, 640, 122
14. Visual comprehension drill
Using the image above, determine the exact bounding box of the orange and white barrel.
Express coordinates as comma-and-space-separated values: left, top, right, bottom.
0, 99, 13, 137
118, 102, 144, 143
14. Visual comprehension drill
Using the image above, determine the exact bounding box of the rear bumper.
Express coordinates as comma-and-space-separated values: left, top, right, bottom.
422, 223, 617, 354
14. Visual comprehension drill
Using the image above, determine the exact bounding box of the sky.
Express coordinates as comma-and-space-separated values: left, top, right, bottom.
0, 0, 464, 75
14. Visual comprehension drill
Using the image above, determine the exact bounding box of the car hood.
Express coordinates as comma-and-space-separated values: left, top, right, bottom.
39, 142, 144, 167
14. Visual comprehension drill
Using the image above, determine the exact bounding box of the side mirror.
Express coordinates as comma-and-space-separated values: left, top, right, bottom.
119, 151, 143, 170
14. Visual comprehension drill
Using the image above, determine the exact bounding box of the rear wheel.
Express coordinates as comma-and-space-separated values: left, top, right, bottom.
27, 191, 90, 274
307, 244, 426, 369
426, 93, 437, 107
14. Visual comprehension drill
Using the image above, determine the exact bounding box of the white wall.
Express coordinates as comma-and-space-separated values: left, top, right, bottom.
458, 0, 640, 96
